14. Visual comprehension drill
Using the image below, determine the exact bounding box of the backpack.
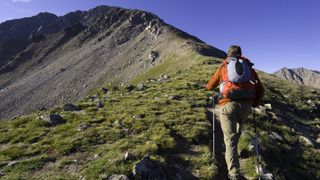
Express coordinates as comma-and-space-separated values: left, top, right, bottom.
219, 56, 256, 100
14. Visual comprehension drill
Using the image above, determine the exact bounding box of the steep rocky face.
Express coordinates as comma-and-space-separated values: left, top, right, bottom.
0, 5, 226, 120
0, 12, 58, 43
273, 67, 320, 89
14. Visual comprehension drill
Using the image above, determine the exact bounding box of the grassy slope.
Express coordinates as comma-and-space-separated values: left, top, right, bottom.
0, 51, 319, 179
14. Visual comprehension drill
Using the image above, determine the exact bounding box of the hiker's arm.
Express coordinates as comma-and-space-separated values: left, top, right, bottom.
206, 66, 222, 90
253, 71, 265, 107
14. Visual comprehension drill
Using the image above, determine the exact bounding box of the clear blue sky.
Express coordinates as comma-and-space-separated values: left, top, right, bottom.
0, 0, 319, 73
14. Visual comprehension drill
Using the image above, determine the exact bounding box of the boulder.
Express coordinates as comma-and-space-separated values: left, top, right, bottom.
133, 156, 166, 179
63, 103, 80, 111
44, 114, 65, 126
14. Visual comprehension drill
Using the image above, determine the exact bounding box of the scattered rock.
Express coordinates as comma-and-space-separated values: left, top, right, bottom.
264, 103, 272, 110
103, 174, 129, 180
113, 120, 125, 128
133, 114, 145, 119
311, 90, 317, 94
248, 139, 255, 152
136, 83, 147, 91
148, 78, 157, 83
299, 135, 314, 146
76, 123, 91, 131
268, 112, 279, 121
253, 106, 266, 116
316, 134, 320, 144
133, 156, 166, 179
124, 84, 135, 92
306, 99, 312, 105
124, 152, 133, 161
63, 103, 80, 111
43, 114, 65, 126
101, 87, 109, 94
149, 51, 159, 62
96, 101, 104, 108
88, 95, 98, 101
168, 95, 182, 100
269, 132, 283, 141
94, 153, 100, 159
7, 161, 18, 167
158, 74, 169, 82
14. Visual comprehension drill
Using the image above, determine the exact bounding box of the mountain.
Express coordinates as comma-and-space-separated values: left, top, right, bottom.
0, 6, 226, 120
0, 6, 319, 180
273, 67, 320, 89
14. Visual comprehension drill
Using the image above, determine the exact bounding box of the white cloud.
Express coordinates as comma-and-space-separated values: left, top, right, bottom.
12, 0, 33, 2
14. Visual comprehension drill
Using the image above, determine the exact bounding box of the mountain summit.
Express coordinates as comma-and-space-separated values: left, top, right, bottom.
0, 5, 225, 120
273, 67, 320, 89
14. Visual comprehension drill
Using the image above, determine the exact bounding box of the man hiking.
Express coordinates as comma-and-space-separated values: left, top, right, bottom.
206, 45, 265, 180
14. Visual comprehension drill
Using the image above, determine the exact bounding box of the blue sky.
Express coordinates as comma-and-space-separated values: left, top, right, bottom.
0, 0, 319, 73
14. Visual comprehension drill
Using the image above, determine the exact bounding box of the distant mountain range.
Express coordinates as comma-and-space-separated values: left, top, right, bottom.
273, 67, 320, 89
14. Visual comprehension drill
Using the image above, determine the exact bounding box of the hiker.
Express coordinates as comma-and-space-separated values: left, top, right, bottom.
206, 45, 264, 180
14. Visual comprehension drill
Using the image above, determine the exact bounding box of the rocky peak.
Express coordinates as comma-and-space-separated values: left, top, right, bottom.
0, 12, 58, 42
273, 67, 320, 88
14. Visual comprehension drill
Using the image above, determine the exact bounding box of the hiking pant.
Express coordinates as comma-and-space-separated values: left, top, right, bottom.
219, 101, 252, 176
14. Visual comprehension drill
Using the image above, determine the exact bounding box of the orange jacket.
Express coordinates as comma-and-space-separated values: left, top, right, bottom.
206, 62, 265, 106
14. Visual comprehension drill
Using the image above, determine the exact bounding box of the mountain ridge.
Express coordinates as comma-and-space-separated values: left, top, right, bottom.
0, 5, 225, 120
273, 67, 320, 89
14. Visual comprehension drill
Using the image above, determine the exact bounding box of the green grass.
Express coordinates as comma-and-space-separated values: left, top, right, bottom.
0, 51, 319, 179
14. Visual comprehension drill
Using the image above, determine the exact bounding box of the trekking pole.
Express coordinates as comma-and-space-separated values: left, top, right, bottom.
253, 109, 261, 180
212, 96, 215, 155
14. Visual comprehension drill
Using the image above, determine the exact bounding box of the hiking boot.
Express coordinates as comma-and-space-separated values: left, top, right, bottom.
228, 174, 247, 180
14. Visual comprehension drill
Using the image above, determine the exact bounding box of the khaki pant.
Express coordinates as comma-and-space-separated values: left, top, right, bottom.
219, 101, 252, 176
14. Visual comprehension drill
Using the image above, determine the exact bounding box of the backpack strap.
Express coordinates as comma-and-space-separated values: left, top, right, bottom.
221, 59, 229, 81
